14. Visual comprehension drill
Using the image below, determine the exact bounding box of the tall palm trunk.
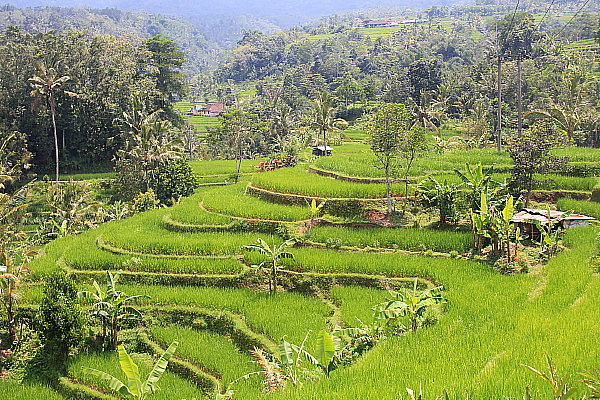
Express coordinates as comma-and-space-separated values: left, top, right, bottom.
50, 94, 59, 189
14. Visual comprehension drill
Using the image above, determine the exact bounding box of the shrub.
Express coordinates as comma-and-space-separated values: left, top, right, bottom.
35, 272, 85, 373
150, 158, 199, 204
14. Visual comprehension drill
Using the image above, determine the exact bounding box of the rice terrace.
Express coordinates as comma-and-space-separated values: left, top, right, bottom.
5, 140, 600, 400
2, 0, 600, 399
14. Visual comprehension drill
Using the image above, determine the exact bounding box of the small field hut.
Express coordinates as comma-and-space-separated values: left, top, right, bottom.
312, 146, 333, 156
510, 208, 595, 239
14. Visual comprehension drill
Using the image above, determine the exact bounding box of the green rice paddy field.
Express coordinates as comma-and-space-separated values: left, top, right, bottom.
7, 144, 600, 399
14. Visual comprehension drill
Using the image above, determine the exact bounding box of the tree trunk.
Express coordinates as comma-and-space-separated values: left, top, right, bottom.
7, 300, 16, 344
271, 260, 277, 293
50, 96, 60, 189
402, 177, 410, 217
385, 165, 392, 216
112, 317, 118, 350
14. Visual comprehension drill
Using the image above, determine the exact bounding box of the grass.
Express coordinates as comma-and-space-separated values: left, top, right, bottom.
68, 351, 204, 400
0, 380, 63, 400
553, 146, 600, 162
20, 139, 600, 400
200, 183, 312, 221
313, 148, 511, 179
269, 226, 600, 399
101, 208, 275, 256
123, 285, 330, 350
26, 214, 243, 277
190, 159, 263, 176
557, 198, 600, 218
169, 191, 233, 226
57, 172, 115, 181
309, 226, 472, 253
251, 166, 404, 198
331, 285, 389, 328
151, 326, 261, 398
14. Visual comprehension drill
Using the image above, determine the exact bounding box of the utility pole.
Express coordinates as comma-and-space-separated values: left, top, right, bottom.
517, 53, 523, 138
495, 22, 503, 153
496, 54, 502, 152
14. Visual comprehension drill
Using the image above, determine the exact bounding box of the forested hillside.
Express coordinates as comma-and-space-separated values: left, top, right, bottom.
0, 5, 217, 74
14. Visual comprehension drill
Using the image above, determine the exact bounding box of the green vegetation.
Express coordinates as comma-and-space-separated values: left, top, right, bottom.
5, 3, 600, 399
310, 226, 471, 253
201, 183, 311, 221
252, 167, 404, 198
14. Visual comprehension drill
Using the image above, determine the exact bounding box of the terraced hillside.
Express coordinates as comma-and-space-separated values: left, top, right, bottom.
13, 142, 600, 399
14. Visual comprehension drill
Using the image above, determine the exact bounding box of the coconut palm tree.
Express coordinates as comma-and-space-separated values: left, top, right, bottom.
312, 91, 345, 155
29, 61, 78, 188
407, 91, 446, 134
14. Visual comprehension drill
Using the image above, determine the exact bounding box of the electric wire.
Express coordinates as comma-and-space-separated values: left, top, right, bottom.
505, 0, 522, 41
536, 0, 557, 31
556, 0, 592, 37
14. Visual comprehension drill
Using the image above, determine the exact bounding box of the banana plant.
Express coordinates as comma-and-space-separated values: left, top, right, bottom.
478, 195, 515, 261
454, 163, 501, 211
279, 330, 340, 384
78, 271, 151, 349
82, 341, 178, 400
243, 238, 295, 293
306, 199, 326, 239
527, 206, 569, 258
373, 279, 446, 332
522, 354, 579, 400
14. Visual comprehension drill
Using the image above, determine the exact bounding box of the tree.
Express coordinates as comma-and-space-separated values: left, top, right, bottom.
369, 103, 429, 216
43, 180, 101, 237
312, 91, 344, 155
28, 61, 78, 188
36, 272, 85, 368
149, 158, 198, 205
407, 59, 442, 100
419, 177, 461, 225
146, 35, 188, 106
397, 126, 428, 216
334, 72, 365, 106
407, 91, 446, 134
495, 12, 543, 58
209, 108, 267, 183
82, 342, 178, 400
508, 122, 569, 207
525, 70, 591, 142
455, 163, 505, 250
243, 238, 295, 293
115, 96, 183, 193
78, 271, 150, 350
368, 103, 410, 216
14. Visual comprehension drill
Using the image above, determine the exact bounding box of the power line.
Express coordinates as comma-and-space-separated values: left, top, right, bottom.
505, 0, 522, 38
557, 0, 592, 37
536, 0, 557, 31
